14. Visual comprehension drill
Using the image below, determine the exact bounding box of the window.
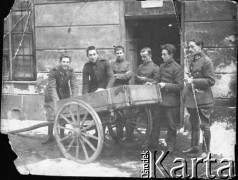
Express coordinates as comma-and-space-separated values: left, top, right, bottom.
3, 0, 35, 81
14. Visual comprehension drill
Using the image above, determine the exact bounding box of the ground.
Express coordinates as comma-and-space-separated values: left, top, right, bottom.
1, 119, 236, 178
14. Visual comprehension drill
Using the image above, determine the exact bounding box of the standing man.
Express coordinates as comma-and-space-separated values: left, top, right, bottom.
135, 47, 160, 85
183, 39, 215, 158
136, 47, 160, 149
42, 54, 79, 144
111, 46, 133, 141
111, 46, 133, 87
154, 44, 183, 152
82, 46, 115, 94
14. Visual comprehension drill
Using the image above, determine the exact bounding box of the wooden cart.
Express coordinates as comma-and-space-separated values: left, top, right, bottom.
41, 85, 161, 163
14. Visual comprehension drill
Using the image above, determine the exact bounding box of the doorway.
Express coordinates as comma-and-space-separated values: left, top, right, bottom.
125, 16, 182, 128
126, 17, 180, 68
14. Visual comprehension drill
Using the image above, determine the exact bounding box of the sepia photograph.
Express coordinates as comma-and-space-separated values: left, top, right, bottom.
1, 0, 236, 178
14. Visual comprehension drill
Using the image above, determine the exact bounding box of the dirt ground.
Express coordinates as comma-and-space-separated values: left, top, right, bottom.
1, 119, 236, 178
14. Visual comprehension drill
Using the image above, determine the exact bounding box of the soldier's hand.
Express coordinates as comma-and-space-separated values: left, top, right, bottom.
184, 77, 193, 85
159, 82, 165, 88
95, 88, 105, 92
114, 74, 118, 79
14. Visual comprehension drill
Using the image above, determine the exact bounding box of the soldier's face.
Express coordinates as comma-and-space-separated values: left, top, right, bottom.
115, 49, 124, 60
162, 49, 172, 63
188, 41, 202, 55
60, 57, 70, 70
140, 51, 151, 63
88, 49, 98, 63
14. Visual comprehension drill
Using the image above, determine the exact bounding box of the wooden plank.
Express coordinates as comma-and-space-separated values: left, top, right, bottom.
36, 49, 115, 72
35, 1, 120, 26
204, 48, 237, 73
125, 0, 176, 17
185, 21, 237, 47
212, 73, 237, 98
185, 1, 237, 22
35, 25, 121, 49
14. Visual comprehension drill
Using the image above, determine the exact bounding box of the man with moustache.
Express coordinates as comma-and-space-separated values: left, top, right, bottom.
151, 44, 183, 152
82, 46, 115, 94
42, 54, 79, 144
183, 39, 215, 158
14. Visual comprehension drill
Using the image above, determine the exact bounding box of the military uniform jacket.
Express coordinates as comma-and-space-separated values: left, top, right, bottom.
136, 61, 160, 85
44, 65, 79, 102
111, 59, 133, 87
183, 52, 215, 108
160, 59, 183, 106
82, 59, 115, 94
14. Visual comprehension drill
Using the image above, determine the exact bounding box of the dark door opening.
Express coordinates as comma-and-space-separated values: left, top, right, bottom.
126, 17, 181, 67
125, 16, 183, 129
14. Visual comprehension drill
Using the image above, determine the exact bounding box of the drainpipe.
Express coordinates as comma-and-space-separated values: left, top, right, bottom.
8, 11, 12, 80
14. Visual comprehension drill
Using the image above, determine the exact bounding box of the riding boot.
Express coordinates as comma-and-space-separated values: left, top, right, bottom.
183, 128, 200, 155
42, 124, 54, 144
200, 128, 211, 158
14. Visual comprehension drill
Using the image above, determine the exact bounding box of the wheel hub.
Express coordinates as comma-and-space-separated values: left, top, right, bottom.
68, 127, 82, 137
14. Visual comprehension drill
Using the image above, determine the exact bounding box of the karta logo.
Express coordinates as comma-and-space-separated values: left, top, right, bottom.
141, 151, 236, 178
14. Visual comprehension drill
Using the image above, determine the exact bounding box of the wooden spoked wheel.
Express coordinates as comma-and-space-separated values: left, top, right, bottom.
107, 106, 152, 147
53, 100, 104, 163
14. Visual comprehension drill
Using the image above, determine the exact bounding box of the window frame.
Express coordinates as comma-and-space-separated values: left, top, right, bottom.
3, 0, 36, 81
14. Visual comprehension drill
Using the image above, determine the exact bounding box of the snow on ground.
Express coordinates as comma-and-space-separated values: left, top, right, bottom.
1, 119, 48, 135
15, 158, 131, 176
210, 122, 236, 160
1, 119, 236, 176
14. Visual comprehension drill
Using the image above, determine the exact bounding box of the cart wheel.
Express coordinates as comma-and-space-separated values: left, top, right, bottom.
54, 100, 104, 163
107, 106, 152, 147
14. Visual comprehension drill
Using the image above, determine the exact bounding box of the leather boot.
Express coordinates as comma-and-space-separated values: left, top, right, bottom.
183, 129, 200, 154
42, 124, 54, 145
200, 128, 211, 158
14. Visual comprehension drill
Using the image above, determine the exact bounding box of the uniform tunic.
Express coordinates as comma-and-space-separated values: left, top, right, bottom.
44, 65, 78, 102
136, 61, 160, 85
159, 59, 184, 106
82, 59, 115, 94
183, 51, 215, 108
44, 65, 79, 120
111, 59, 133, 87
152, 59, 183, 147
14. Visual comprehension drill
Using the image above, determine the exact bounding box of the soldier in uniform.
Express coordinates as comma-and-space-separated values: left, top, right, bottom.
135, 47, 160, 85
42, 54, 79, 144
183, 39, 215, 158
82, 46, 115, 94
154, 44, 183, 152
111, 46, 133, 141
111, 46, 133, 87
135, 47, 160, 149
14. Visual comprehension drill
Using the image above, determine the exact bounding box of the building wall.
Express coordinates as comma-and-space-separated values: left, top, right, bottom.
1, 0, 124, 120
1, 0, 237, 122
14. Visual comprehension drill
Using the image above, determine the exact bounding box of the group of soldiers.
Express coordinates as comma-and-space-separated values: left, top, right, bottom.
42, 40, 215, 159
